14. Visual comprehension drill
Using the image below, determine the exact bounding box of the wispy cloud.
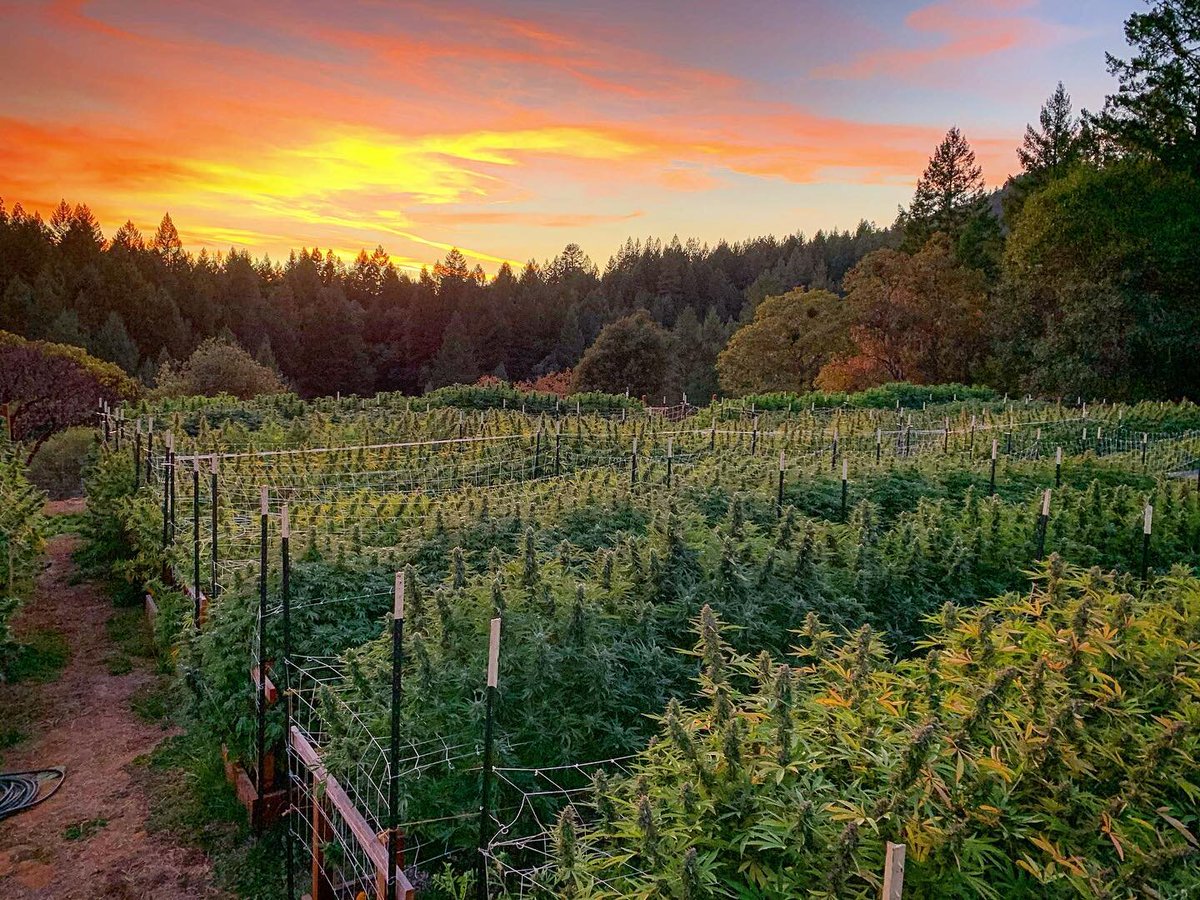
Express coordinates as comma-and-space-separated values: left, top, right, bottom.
0, 0, 1097, 266
815, 0, 1084, 80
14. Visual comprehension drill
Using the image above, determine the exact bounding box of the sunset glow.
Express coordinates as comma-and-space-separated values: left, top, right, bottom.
0, 0, 1129, 270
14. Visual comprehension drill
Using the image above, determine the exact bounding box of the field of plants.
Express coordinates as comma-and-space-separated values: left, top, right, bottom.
0, 434, 46, 674
85, 384, 1200, 899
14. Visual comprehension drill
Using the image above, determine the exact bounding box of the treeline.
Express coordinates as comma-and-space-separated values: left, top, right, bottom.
0, 200, 893, 400
1, 1, 1197, 404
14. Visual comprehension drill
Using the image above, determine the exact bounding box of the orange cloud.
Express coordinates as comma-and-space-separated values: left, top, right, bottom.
0, 1, 1032, 268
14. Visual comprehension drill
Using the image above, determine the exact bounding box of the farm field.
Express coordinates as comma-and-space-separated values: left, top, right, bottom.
85, 384, 1200, 899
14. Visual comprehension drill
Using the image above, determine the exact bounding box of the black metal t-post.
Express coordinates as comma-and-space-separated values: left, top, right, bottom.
210, 457, 220, 600
840, 459, 848, 520
281, 504, 295, 900
192, 459, 200, 625
476, 617, 502, 900
387, 571, 405, 900
146, 427, 154, 486
1141, 503, 1152, 582
168, 443, 176, 544
1034, 489, 1050, 561
255, 486, 268, 833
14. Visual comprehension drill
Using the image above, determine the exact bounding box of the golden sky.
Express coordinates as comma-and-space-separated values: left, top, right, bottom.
0, 0, 1127, 272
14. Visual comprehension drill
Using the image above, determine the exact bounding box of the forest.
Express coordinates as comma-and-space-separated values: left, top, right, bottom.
0, 0, 1198, 407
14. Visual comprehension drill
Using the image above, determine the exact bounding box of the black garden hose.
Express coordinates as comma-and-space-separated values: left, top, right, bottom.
0, 767, 65, 819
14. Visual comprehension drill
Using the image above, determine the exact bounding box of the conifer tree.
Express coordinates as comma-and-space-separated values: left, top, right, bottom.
1018, 82, 1080, 182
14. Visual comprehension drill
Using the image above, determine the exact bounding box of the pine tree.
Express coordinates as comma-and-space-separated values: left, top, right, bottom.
153, 213, 184, 266
111, 220, 146, 252
902, 127, 987, 247
1018, 82, 1080, 182
44, 308, 88, 348
90, 311, 139, 372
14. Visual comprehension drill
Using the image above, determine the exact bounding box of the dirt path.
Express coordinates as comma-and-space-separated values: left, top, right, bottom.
0, 531, 220, 898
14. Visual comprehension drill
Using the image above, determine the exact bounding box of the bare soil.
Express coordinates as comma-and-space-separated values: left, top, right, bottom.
0, 532, 220, 898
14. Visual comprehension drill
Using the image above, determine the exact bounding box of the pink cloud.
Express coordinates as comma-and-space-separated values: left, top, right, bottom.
0, 0, 1032, 266
814, 0, 1082, 80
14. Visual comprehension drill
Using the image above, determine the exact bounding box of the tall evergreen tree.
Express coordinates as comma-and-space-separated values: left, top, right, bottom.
153, 213, 185, 266
1097, 0, 1200, 176
1018, 82, 1080, 182
902, 127, 987, 248
902, 128, 1001, 277
90, 311, 139, 373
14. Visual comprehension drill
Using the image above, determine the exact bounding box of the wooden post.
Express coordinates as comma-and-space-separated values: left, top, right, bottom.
882, 841, 905, 900
1055, 446, 1062, 488
311, 772, 335, 900
666, 437, 673, 489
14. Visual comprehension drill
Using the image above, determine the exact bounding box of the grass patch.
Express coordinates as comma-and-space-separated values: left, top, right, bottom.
107, 607, 157, 660
4, 628, 69, 683
132, 716, 286, 899
105, 653, 133, 675
63, 818, 108, 841
130, 677, 176, 727
0, 721, 29, 754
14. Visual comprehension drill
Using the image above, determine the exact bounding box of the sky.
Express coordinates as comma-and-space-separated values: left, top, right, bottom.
0, 0, 1133, 273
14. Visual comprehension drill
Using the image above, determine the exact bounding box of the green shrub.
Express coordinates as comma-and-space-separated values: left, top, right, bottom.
29, 427, 97, 499
154, 338, 286, 401
0, 441, 45, 676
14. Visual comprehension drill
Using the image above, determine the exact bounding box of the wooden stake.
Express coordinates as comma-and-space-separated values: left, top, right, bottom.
882, 842, 905, 900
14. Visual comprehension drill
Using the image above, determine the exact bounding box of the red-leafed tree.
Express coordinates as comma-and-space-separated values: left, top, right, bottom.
0, 331, 138, 457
